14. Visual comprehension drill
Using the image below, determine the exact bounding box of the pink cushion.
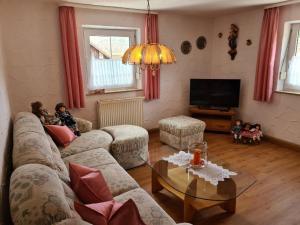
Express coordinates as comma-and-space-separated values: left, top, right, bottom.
75, 199, 145, 225
45, 125, 76, 147
69, 163, 113, 203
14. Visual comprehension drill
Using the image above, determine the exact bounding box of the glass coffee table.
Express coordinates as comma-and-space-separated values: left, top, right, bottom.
141, 147, 256, 222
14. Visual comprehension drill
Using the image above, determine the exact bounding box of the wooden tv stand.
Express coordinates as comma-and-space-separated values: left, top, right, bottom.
189, 107, 236, 133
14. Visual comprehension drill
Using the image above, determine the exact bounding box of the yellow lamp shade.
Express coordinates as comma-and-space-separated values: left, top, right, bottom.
122, 43, 176, 66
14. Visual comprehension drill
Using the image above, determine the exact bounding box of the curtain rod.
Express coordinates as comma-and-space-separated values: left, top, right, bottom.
265, 0, 300, 9
59, 2, 159, 14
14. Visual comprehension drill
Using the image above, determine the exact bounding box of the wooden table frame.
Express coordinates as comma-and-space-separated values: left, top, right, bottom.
152, 161, 237, 222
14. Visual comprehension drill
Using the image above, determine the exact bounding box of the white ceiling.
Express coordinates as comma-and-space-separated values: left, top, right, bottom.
62, 0, 290, 16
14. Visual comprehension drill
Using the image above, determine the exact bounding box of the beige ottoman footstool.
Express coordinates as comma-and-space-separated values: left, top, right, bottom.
159, 115, 206, 150
102, 125, 149, 169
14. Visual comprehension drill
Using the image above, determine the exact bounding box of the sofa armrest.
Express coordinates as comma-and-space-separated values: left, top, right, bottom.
74, 117, 93, 133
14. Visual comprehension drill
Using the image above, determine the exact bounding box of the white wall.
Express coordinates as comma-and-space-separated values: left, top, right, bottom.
1, 0, 213, 129
210, 6, 300, 145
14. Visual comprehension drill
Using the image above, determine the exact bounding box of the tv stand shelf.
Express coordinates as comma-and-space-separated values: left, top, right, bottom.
189, 107, 236, 133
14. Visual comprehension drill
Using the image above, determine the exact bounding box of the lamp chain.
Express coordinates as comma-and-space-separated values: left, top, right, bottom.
146, 0, 151, 44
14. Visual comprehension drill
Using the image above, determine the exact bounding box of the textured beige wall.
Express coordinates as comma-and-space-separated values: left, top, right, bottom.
1, 0, 213, 129
210, 6, 300, 145
0, 4, 12, 223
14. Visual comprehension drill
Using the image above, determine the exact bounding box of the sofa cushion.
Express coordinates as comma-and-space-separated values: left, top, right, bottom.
13, 131, 55, 169
102, 125, 148, 150
63, 148, 117, 168
10, 164, 74, 225
114, 188, 176, 225
88, 163, 139, 197
14, 112, 46, 138
102, 125, 149, 169
13, 112, 70, 183
74, 201, 114, 225
46, 134, 70, 183
60, 130, 113, 158
45, 125, 77, 147
74, 117, 93, 133
69, 163, 113, 203
74, 199, 146, 225
64, 161, 139, 197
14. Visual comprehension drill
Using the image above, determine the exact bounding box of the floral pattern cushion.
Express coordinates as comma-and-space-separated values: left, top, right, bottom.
13, 112, 46, 138
13, 131, 55, 169
95, 163, 139, 196
63, 148, 117, 168
13, 113, 70, 183
10, 164, 73, 225
102, 125, 149, 169
114, 188, 176, 225
159, 116, 206, 137
60, 130, 113, 158
160, 130, 204, 150
110, 145, 148, 169
65, 162, 139, 197
74, 117, 93, 133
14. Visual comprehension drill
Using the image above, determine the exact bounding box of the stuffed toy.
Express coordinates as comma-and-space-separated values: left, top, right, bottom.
231, 119, 243, 143
241, 123, 253, 144
55, 102, 81, 136
31, 101, 61, 126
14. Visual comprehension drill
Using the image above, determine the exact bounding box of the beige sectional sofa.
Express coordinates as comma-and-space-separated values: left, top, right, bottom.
10, 112, 191, 225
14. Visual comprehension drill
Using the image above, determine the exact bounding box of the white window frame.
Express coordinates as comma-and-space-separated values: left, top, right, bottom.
82, 25, 142, 93
277, 20, 300, 94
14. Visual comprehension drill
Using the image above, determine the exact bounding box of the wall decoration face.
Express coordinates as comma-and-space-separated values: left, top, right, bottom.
196, 36, 207, 49
181, 41, 192, 55
228, 24, 239, 60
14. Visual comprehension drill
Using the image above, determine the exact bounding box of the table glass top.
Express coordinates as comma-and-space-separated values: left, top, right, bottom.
142, 146, 256, 201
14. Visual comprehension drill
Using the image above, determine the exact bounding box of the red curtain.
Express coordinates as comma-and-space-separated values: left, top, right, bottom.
59, 6, 85, 109
144, 14, 160, 100
254, 7, 279, 102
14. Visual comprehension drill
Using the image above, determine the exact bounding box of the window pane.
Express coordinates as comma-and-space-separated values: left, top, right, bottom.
87, 34, 134, 91
90, 36, 111, 59
111, 36, 130, 59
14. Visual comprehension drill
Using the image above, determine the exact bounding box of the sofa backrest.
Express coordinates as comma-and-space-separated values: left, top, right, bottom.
10, 164, 87, 225
13, 112, 70, 182
11, 112, 89, 225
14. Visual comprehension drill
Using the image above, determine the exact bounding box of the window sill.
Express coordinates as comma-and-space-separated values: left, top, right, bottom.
86, 88, 143, 96
275, 90, 300, 96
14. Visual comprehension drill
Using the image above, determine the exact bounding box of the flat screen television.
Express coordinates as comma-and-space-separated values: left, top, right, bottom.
190, 79, 240, 109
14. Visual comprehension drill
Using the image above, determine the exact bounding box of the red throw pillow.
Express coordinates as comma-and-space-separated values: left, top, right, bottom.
45, 125, 76, 147
109, 199, 145, 225
69, 163, 113, 203
74, 201, 114, 225
74, 199, 146, 225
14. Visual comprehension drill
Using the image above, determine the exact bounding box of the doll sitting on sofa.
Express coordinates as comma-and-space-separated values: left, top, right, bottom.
31, 101, 61, 126
55, 102, 81, 136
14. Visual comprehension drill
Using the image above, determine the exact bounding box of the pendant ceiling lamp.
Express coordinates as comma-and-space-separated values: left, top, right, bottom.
122, 0, 176, 72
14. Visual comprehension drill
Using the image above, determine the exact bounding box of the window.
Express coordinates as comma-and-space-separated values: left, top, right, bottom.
83, 27, 140, 92
278, 22, 300, 93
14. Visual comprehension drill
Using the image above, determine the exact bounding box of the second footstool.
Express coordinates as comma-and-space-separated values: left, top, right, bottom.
159, 115, 206, 150
102, 125, 149, 169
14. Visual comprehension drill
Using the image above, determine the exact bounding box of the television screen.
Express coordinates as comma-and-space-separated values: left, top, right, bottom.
190, 79, 240, 108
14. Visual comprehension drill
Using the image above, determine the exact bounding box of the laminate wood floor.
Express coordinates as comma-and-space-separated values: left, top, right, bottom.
128, 132, 300, 225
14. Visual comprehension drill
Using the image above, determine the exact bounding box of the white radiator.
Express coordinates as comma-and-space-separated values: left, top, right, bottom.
97, 97, 144, 128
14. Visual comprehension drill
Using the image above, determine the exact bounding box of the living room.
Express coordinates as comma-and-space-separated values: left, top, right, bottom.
0, 0, 300, 225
